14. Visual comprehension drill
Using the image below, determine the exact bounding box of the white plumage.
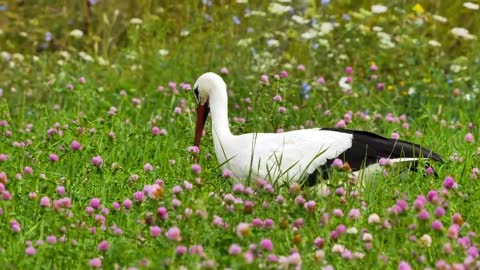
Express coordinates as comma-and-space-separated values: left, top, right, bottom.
193, 72, 441, 184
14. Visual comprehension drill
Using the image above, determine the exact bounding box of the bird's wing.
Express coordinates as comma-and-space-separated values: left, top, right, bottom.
254, 129, 354, 180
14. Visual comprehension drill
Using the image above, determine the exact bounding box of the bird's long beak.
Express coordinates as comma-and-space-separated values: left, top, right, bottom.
194, 100, 210, 148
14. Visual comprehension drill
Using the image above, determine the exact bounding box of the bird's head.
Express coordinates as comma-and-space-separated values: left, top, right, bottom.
193, 72, 225, 147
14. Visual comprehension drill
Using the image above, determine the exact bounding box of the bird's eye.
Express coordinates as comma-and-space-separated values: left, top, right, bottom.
194, 86, 200, 102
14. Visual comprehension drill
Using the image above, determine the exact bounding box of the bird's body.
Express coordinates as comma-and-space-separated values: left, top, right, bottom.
193, 72, 442, 184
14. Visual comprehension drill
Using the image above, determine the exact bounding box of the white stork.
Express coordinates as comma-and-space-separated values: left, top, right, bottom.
193, 72, 442, 185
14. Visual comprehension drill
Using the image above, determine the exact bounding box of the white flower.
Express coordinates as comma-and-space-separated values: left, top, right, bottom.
362, 233, 373, 241
180, 29, 190, 37
332, 244, 345, 253
420, 234, 432, 247
69, 29, 84, 39
292, 15, 309, 24
464, 2, 479, 10
266, 39, 280, 47
58, 51, 71, 59
129, 18, 143, 25
368, 213, 381, 224
159, 49, 169, 56
319, 22, 334, 35
372, 26, 383, 32
347, 227, 358, 234
247, 10, 266, 17
236, 0, 248, 3
301, 30, 317, 39
432, 14, 448, 23
339, 77, 352, 90
408, 87, 416, 95
451, 27, 476, 40
450, 64, 462, 73
78, 51, 94, 62
428, 40, 441, 47
12, 53, 24, 62
268, 3, 291, 15
371, 4, 388, 14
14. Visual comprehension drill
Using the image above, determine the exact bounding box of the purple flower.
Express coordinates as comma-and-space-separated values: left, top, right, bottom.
166, 226, 181, 241
432, 220, 443, 231
332, 158, 344, 168
259, 238, 273, 251
398, 261, 412, 270
25, 246, 36, 256
150, 226, 162, 237
260, 74, 269, 85
229, 244, 242, 255
191, 164, 202, 174
443, 176, 457, 189
49, 153, 59, 162
97, 240, 109, 251
71, 140, 82, 150
91, 156, 103, 167
89, 258, 101, 268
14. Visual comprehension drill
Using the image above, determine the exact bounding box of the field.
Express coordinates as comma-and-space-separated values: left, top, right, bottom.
1, 1, 480, 269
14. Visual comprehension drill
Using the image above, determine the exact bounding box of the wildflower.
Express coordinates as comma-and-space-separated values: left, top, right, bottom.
264, 218, 274, 229
91, 156, 103, 167
464, 2, 479, 10
432, 220, 443, 231
335, 120, 346, 129
143, 163, 153, 172
399, 261, 412, 270
260, 74, 269, 85
229, 244, 242, 255
278, 107, 286, 113
280, 70, 288, 78
348, 209, 361, 219
166, 226, 181, 241
448, 224, 460, 239
130, 18, 143, 25
371, 4, 387, 13
89, 258, 102, 268
273, 95, 282, 102
176, 246, 187, 255
89, 198, 101, 209
443, 176, 457, 189
49, 154, 59, 162
332, 158, 344, 168
259, 238, 273, 251
465, 133, 474, 142
122, 199, 133, 210
70, 140, 82, 150
150, 226, 162, 237
69, 29, 84, 38
133, 191, 145, 202
191, 164, 202, 174
222, 169, 234, 178
236, 222, 250, 238
47, 235, 57, 244
98, 240, 109, 252
412, 3, 424, 13
304, 200, 316, 212
25, 247, 36, 256
368, 213, 381, 224
451, 27, 476, 40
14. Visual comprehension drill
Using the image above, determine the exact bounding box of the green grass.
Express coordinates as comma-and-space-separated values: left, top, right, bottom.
1, 0, 480, 269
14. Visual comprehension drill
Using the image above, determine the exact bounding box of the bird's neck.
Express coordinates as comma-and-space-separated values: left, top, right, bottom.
210, 90, 232, 139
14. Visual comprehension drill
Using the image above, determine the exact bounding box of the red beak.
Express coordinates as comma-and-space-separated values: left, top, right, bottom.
194, 100, 210, 148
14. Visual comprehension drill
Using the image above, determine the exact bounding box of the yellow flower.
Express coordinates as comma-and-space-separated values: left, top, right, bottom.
387, 85, 394, 91
423, 78, 432, 84
412, 3, 425, 13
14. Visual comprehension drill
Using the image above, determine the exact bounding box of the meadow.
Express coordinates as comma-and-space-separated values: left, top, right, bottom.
1, 1, 480, 269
